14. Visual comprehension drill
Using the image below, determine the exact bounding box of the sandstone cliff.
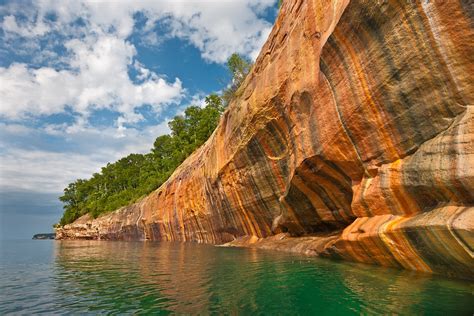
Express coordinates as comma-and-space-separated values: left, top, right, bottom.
57, 0, 474, 280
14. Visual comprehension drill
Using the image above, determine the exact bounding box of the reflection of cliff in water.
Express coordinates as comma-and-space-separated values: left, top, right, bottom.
52, 241, 474, 314
54, 241, 311, 314
335, 262, 474, 315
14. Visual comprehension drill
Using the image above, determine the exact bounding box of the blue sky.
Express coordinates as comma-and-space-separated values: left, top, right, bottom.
0, 0, 278, 239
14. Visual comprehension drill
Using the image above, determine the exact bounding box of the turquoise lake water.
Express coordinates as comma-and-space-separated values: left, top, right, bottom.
0, 240, 473, 315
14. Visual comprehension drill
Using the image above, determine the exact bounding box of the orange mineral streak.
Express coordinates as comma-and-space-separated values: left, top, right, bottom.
380, 216, 432, 272
332, 29, 400, 164
56, 0, 474, 280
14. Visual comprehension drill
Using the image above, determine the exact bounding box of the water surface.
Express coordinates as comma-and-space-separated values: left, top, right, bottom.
1, 240, 473, 314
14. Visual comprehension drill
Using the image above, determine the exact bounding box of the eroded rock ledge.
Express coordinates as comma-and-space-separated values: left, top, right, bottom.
56, 0, 474, 280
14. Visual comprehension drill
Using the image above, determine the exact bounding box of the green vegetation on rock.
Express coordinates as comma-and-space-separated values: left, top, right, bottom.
58, 54, 251, 226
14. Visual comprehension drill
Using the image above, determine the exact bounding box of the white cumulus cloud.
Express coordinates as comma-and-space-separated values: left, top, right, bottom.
0, 35, 184, 123
0, 0, 276, 122
0, 120, 172, 193
1, 0, 276, 62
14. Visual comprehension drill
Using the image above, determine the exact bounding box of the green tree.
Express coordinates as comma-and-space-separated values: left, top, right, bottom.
222, 53, 252, 105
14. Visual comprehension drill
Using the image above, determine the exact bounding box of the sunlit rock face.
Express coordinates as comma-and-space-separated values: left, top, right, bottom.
57, 0, 473, 279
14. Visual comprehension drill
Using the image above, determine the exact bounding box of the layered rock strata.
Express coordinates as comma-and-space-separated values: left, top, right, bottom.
57, 0, 474, 280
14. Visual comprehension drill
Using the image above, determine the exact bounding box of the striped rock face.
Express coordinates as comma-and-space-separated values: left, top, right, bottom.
56, 0, 474, 280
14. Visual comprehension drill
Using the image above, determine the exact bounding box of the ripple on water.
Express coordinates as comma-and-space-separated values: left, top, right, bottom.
1, 240, 473, 315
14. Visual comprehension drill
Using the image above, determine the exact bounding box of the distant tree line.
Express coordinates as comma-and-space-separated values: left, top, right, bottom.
58, 54, 251, 226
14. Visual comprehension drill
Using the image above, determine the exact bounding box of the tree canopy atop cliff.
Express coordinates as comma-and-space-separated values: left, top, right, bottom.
58, 54, 251, 226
